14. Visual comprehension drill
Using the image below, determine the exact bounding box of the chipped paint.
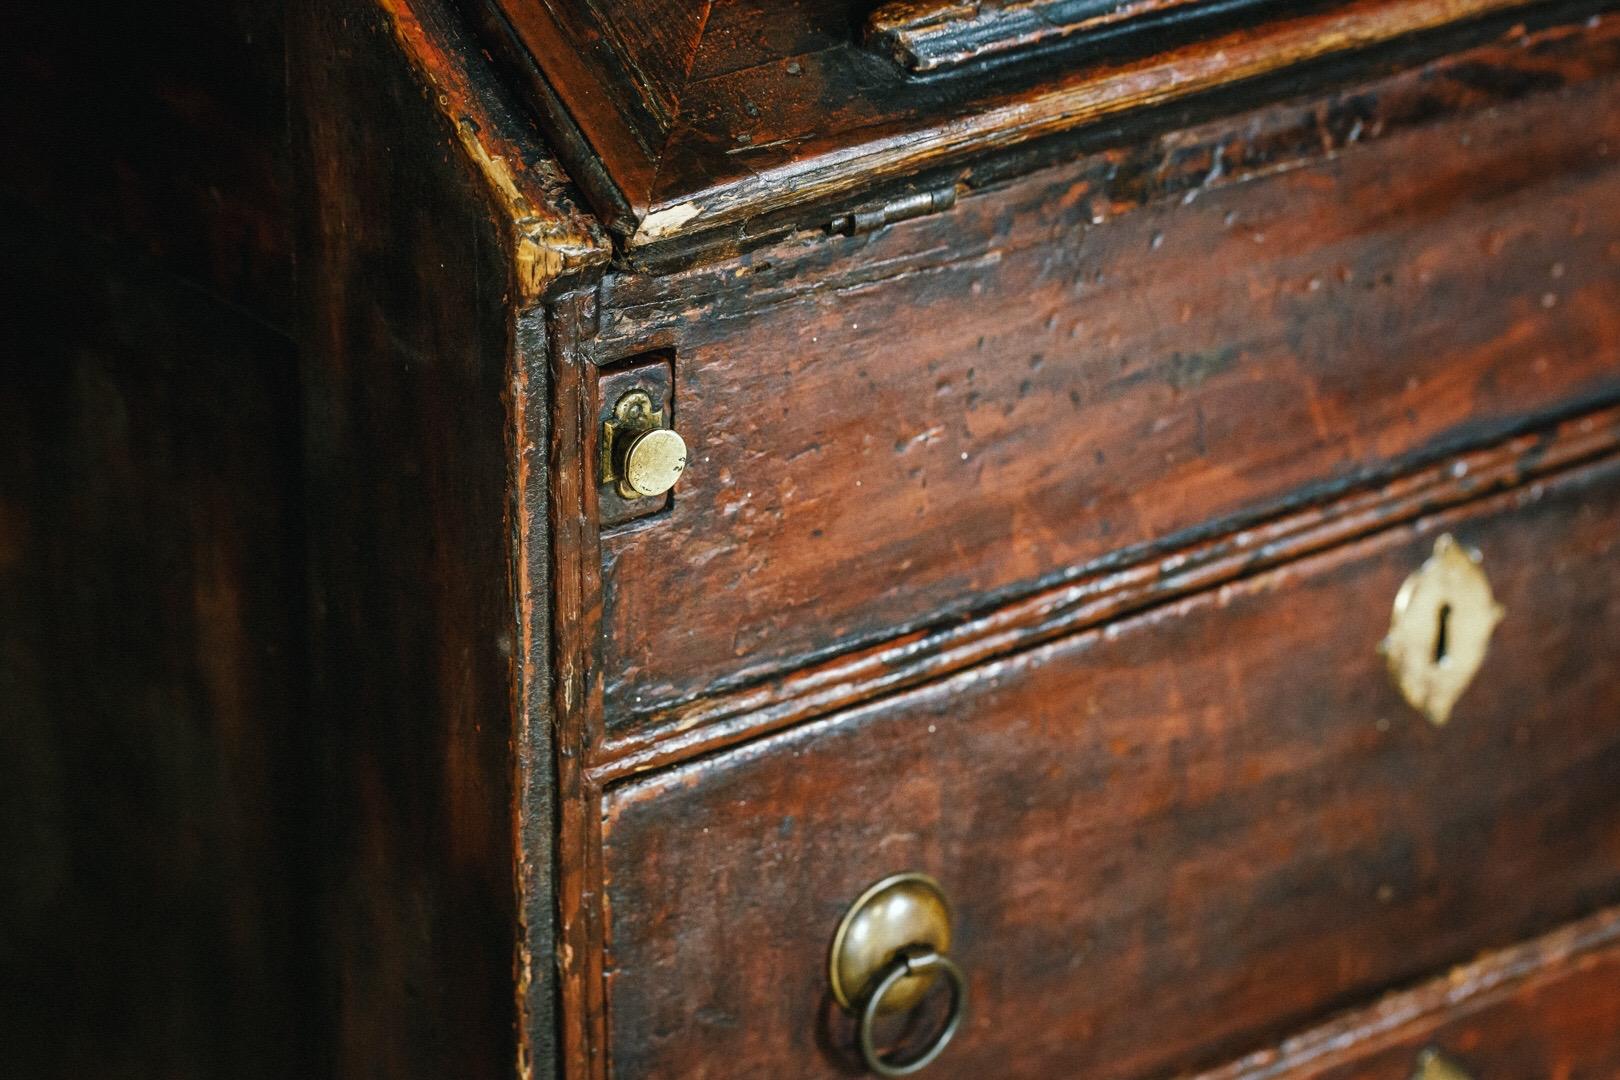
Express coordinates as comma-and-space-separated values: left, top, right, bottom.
377, 0, 608, 299
637, 201, 705, 242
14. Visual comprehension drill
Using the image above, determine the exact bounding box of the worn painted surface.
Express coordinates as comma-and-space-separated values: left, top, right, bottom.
537, 17, 1620, 1078
600, 453, 1620, 1079
474, 0, 1603, 247
593, 405, 1620, 780
592, 37, 1620, 737
12, 0, 1620, 1078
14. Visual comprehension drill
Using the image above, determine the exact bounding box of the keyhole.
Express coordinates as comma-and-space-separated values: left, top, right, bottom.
1433, 602, 1452, 665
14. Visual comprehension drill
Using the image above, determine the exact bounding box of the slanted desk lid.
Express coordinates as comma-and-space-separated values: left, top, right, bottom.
470, 0, 1546, 251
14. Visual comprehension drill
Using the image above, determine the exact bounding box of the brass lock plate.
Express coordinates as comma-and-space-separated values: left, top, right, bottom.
597, 356, 676, 528
1381, 534, 1504, 726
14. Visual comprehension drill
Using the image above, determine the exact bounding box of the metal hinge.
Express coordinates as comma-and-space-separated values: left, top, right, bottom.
830, 184, 959, 235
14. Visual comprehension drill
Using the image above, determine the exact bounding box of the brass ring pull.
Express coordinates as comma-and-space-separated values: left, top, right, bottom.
831, 873, 967, 1076
856, 945, 967, 1078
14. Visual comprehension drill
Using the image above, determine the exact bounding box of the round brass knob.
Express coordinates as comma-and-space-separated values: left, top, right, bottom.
831, 873, 966, 1077
1413, 1048, 1473, 1080
621, 427, 687, 499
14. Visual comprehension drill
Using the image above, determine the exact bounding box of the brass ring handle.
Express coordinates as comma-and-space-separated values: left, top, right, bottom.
831, 874, 966, 1076
856, 946, 967, 1078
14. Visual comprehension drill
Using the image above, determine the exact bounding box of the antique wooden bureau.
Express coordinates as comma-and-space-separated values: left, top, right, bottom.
7, 0, 1620, 1077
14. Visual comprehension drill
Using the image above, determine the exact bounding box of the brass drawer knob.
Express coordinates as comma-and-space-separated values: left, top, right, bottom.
1380, 534, 1503, 726
601, 388, 687, 500
622, 427, 687, 499
1413, 1048, 1473, 1080
831, 873, 967, 1077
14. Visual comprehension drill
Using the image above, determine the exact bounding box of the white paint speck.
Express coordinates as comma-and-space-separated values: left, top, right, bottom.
639, 201, 703, 239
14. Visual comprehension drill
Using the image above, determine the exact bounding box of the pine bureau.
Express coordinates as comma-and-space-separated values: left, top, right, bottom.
6, 0, 1620, 1077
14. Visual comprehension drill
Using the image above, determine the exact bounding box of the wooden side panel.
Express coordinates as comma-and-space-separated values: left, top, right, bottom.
0, 208, 311, 1077
1195, 907, 1620, 1079
597, 66, 1620, 733
288, 1, 526, 1076
600, 452, 1620, 1080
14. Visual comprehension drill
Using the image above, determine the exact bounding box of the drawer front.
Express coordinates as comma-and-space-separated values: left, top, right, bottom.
597, 58, 1620, 731
599, 453, 1620, 1079
1290, 951, 1620, 1080
1196, 907, 1620, 1079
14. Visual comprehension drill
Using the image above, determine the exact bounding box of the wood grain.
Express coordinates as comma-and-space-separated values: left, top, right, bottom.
13, 1, 1620, 1078
377, 0, 609, 300
595, 404, 1620, 780
290, 0, 537, 1074
594, 56, 1620, 738
599, 450, 1620, 1079
476, 0, 1599, 247
547, 289, 616, 1080
471, 0, 714, 219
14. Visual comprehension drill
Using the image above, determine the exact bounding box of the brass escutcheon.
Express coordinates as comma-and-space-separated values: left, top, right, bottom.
1380, 534, 1504, 726
600, 388, 687, 500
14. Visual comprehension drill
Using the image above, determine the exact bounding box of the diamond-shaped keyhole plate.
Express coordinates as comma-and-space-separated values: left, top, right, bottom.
1380, 534, 1504, 726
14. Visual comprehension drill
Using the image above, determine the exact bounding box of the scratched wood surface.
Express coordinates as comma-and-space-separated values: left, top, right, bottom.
11, 0, 1620, 1078
599, 451, 1620, 1080
591, 404, 1620, 781
472, 0, 1607, 247
590, 27, 1620, 739
865, 0, 1267, 73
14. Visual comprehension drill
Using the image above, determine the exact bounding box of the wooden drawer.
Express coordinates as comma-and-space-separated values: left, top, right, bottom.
597, 450, 1620, 1079
594, 46, 1620, 734
1195, 906, 1620, 1079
